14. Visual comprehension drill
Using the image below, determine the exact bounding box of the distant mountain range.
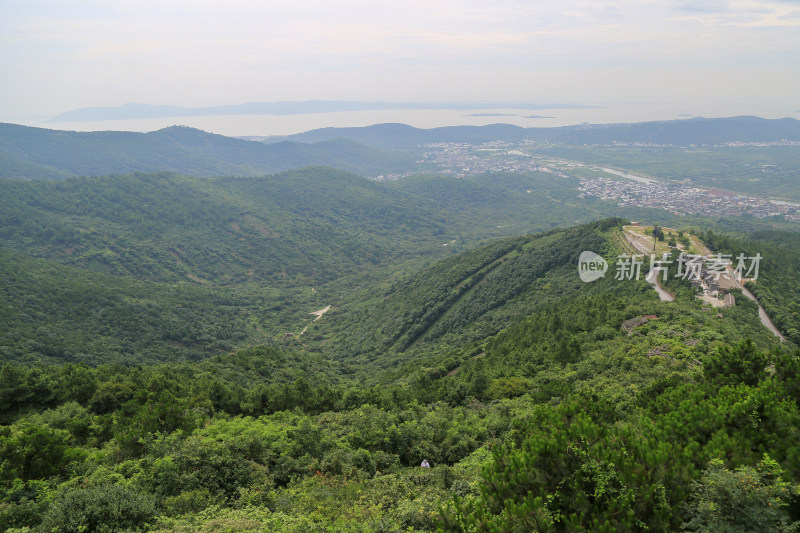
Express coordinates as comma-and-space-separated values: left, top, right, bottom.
0, 123, 411, 179
2, 116, 799, 181
47, 101, 599, 122
269, 116, 800, 149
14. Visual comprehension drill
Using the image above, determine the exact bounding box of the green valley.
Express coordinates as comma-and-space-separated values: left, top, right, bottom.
3, 214, 800, 531
1, 120, 800, 532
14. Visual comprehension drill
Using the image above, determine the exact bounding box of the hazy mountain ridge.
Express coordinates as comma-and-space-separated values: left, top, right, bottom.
4, 117, 799, 182
0, 123, 412, 179
272, 116, 800, 149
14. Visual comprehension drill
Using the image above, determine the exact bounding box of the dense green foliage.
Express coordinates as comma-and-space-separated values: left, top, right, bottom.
2, 287, 798, 531
442, 339, 800, 531
0, 168, 669, 367
314, 221, 620, 372
0, 123, 413, 178
700, 229, 800, 344
391, 171, 620, 237
0, 169, 644, 366
3, 215, 800, 531
0, 168, 620, 290
2, 118, 800, 531
0, 249, 268, 364
0, 169, 456, 286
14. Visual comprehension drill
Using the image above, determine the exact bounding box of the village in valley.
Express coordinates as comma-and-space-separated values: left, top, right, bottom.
415, 142, 800, 222
578, 177, 800, 221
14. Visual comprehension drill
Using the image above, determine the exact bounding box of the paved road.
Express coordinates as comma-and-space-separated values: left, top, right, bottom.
623, 229, 673, 301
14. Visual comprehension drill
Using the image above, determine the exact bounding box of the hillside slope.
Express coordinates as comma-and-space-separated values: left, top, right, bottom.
309, 219, 789, 376
0, 169, 459, 287
0, 167, 632, 288
3, 219, 798, 531
0, 249, 256, 364
275, 116, 800, 148
0, 123, 411, 178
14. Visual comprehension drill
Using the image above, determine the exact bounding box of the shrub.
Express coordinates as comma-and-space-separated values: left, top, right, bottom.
39, 483, 157, 533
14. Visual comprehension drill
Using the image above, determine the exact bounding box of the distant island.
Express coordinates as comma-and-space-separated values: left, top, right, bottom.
47, 101, 601, 122
464, 113, 519, 117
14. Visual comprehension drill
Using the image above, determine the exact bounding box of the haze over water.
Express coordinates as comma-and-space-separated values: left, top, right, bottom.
21, 100, 800, 138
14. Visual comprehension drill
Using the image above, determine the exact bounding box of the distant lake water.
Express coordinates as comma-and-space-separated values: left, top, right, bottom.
16, 101, 800, 138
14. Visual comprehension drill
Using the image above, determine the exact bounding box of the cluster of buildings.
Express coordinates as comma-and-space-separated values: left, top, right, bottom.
373, 172, 415, 182
717, 140, 800, 147
683, 257, 721, 293
415, 141, 800, 223
578, 177, 800, 221
678, 254, 738, 308
418, 142, 552, 177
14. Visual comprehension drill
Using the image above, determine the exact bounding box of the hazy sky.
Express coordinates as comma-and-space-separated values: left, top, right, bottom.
2, 0, 799, 122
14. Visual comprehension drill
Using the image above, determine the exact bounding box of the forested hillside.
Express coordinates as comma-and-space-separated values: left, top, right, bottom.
0, 123, 412, 179
2, 117, 800, 531
388, 171, 593, 233
700, 229, 800, 345
0, 170, 644, 367
314, 221, 616, 370
276, 116, 800, 148
2, 218, 799, 531
0, 249, 304, 365
0, 169, 456, 287
0, 167, 639, 290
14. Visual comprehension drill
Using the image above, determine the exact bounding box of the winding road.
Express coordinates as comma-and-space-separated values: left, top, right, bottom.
622, 227, 784, 341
